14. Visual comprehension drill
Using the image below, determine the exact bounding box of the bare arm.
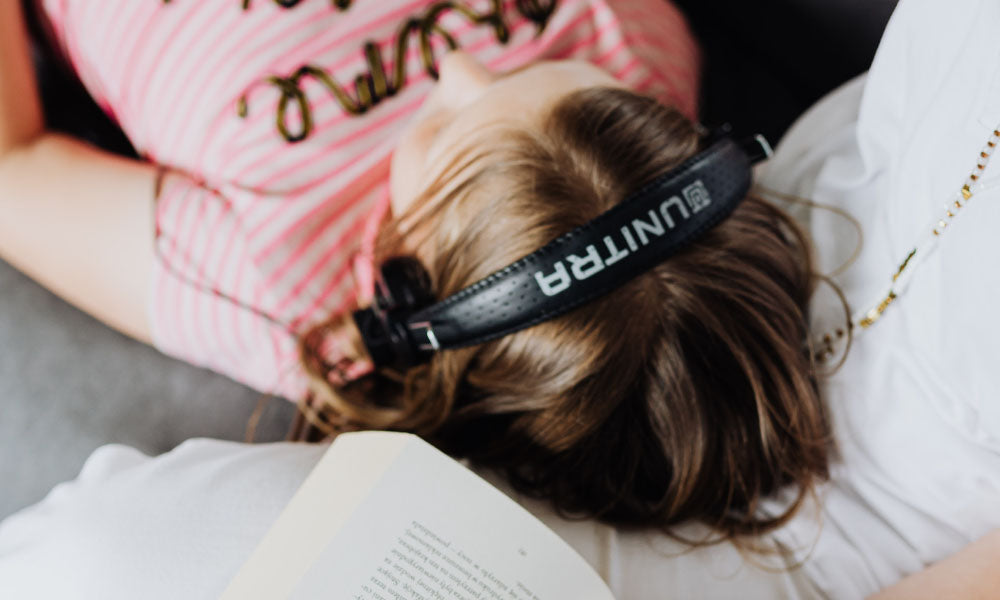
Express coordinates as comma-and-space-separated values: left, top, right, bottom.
0, 0, 42, 154
0, 0, 157, 344
870, 530, 1000, 600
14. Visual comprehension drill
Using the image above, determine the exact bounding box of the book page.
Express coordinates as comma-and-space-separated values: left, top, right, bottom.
291, 433, 613, 600
224, 431, 614, 600
221, 432, 411, 600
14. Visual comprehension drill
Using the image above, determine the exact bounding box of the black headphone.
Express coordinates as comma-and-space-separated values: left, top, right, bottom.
353, 132, 772, 370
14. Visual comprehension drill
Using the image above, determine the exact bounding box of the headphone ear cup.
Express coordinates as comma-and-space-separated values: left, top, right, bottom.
354, 257, 436, 370
377, 256, 435, 311
352, 307, 398, 368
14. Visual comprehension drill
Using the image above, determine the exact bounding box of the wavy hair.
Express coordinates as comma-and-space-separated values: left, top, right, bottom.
300, 86, 830, 540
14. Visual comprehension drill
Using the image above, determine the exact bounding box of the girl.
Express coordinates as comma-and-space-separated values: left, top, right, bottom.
0, 0, 827, 542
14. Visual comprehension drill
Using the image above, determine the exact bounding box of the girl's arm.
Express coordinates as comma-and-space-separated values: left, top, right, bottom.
0, 0, 157, 344
0, 0, 42, 153
870, 530, 1000, 600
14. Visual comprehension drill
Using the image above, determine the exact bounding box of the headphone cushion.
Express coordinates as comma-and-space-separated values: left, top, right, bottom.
378, 256, 435, 311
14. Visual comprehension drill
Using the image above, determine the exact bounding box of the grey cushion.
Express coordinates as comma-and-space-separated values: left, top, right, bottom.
0, 258, 295, 519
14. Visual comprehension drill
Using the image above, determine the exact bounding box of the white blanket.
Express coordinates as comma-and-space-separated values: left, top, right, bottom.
0, 440, 815, 599
755, 0, 1000, 593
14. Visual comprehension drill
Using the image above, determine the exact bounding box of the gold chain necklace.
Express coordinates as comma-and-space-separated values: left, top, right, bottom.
814, 125, 1000, 361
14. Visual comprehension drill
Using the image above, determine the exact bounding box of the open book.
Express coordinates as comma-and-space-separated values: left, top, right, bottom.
221, 431, 615, 600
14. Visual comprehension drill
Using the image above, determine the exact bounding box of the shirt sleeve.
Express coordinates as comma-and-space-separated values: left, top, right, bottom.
150, 169, 309, 398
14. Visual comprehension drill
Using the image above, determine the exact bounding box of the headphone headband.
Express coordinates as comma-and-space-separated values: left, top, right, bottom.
355, 134, 770, 369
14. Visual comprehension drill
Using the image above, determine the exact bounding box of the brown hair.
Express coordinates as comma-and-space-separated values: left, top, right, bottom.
300, 87, 830, 540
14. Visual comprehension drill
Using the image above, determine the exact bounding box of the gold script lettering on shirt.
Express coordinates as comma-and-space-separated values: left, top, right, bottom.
236, 0, 558, 143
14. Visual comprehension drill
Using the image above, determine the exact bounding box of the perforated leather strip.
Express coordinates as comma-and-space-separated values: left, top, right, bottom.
407, 137, 754, 350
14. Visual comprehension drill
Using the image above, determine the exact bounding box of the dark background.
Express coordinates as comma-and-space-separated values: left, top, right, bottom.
675, 0, 898, 141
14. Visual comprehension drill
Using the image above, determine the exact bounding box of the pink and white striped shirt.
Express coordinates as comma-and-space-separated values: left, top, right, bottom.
38, 0, 700, 398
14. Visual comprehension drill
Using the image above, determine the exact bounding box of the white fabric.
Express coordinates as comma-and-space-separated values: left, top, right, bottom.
0, 440, 814, 600
3, 0, 1000, 598
753, 0, 1000, 595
